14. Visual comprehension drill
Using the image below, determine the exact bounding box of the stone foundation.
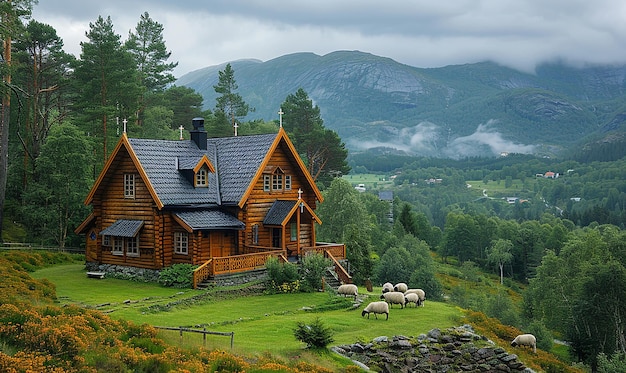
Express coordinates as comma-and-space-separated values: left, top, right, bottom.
85, 262, 160, 283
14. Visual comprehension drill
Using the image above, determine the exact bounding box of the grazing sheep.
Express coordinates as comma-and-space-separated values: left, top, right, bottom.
380, 291, 406, 308
361, 301, 389, 320
394, 282, 408, 293
404, 289, 426, 306
337, 284, 358, 299
382, 282, 394, 293
404, 292, 420, 307
511, 334, 537, 353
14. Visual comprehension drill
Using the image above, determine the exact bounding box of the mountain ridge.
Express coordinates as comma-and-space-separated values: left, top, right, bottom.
176, 50, 626, 159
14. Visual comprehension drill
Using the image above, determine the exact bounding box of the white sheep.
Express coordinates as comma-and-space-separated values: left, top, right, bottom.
361, 301, 389, 320
404, 292, 420, 307
382, 282, 394, 293
380, 291, 406, 308
393, 282, 408, 293
404, 288, 426, 306
337, 284, 358, 299
511, 334, 537, 353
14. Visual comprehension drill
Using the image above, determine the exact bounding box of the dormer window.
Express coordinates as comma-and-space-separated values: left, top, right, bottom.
263, 165, 291, 192
195, 167, 208, 187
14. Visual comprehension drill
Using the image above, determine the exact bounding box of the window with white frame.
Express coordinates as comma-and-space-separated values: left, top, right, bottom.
174, 232, 188, 255
263, 175, 271, 192
272, 174, 283, 190
285, 175, 292, 190
112, 237, 123, 255
126, 236, 139, 256
195, 168, 208, 187
124, 174, 135, 198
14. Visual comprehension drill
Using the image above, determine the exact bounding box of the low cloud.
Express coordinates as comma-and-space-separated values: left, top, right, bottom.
350, 119, 535, 159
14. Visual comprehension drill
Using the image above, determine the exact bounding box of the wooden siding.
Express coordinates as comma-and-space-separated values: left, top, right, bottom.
91, 148, 159, 269
240, 142, 318, 255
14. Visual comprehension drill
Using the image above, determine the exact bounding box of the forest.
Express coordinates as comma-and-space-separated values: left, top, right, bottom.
2, 2, 626, 372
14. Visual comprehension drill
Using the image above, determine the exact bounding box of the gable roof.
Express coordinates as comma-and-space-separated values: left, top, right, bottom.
173, 210, 245, 232
263, 199, 321, 226
84, 128, 323, 210
100, 220, 144, 237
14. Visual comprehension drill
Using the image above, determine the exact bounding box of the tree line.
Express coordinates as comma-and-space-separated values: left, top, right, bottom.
0, 1, 348, 245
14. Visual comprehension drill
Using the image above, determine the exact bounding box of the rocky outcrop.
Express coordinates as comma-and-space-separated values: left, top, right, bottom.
332, 325, 535, 373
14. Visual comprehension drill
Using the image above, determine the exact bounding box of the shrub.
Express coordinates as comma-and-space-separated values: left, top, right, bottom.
300, 253, 331, 292
265, 257, 300, 293
293, 317, 334, 349
158, 264, 196, 288
525, 320, 553, 352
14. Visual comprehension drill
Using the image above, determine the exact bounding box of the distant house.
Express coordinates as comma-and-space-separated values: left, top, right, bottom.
75, 118, 347, 287
354, 183, 366, 192
425, 178, 443, 184
544, 171, 558, 178
505, 197, 519, 204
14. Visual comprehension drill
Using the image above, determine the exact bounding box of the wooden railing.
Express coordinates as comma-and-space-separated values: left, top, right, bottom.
192, 250, 285, 289
323, 249, 352, 284
192, 243, 347, 289
302, 242, 346, 259
302, 242, 351, 284
192, 259, 213, 289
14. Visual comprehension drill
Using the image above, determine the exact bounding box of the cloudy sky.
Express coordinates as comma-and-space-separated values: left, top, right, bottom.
32, 0, 626, 78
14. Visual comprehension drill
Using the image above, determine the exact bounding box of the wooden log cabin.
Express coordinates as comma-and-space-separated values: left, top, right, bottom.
75, 118, 348, 287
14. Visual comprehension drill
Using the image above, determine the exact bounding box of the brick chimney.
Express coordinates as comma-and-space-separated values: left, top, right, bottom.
190, 117, 207, 150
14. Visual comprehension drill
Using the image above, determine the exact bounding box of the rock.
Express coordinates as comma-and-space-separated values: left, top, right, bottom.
332, 325, 533, 372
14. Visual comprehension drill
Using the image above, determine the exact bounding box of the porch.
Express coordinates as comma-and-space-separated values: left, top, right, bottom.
192, 242, 348, 289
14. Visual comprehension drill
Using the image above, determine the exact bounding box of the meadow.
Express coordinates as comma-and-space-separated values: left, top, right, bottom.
33, 264, 463, 360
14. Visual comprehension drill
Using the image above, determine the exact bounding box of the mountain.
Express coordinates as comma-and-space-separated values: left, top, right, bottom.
176, 51, 626, 159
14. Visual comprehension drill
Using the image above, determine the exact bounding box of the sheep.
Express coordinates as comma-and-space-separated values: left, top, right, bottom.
382, 282, 394, 293
404, 292, 420, 307
404, 289, 426, 306
510, 334, 537, 353
337, 284, 358, 299
361, 301, 389, 320
380, 291, 406, 308
393, 282, 408, 293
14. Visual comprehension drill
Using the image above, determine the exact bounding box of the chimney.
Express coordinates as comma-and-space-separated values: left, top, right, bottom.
190, 117, 207, 150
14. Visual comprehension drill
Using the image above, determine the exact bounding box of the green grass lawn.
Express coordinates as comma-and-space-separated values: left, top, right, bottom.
33, 264, 463, 358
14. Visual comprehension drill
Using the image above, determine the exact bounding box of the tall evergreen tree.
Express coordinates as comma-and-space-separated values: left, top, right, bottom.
14, 20, 74, 186
73, 16, 140, 169
213, 63, 251, 134
0, 0, 34, 243
281, 88, 349, 186
124, 12, 177, 93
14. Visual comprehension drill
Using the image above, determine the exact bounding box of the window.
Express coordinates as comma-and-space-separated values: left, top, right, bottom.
174, 232, 188, 255
195, 168, 208, 187
124, 174, 135, 198
291, 223, 297, 241
127, 237, 139, 257
112, 237, 123, 255
263, 175, 270, 192
252, 224, 259, 245
285, 175, 292, 191
102, 235, 110, 246
272, 174, 283, 190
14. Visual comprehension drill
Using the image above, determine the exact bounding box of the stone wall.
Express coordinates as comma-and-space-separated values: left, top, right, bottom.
85, 262, 160, 282
333, 325, 536, 373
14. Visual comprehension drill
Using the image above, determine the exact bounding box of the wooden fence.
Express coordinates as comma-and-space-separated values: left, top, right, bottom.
0, 242, 85, 254
154, 326, 234, 349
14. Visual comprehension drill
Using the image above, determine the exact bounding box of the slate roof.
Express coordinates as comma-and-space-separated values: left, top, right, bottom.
174, 210, 245, 230
263, 200, 298, 225
100, 220, 144, 237
128, 132, 277, 207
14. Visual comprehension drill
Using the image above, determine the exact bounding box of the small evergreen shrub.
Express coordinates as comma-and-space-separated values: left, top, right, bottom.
158, 263, 196, 288
293, 317, 334, 349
